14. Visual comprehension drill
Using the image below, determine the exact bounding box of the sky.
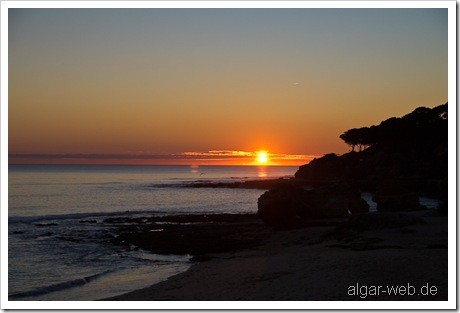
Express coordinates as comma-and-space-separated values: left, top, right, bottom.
8, 8, 448, 165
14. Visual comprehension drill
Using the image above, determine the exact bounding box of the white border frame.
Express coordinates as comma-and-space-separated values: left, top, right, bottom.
1, 1, 456, 310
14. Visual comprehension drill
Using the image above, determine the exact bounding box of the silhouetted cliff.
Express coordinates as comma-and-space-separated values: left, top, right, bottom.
295, 103, 448, 198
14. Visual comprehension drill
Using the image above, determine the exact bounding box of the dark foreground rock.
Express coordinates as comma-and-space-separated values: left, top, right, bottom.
108, 213, 345, 257
372, 180, 426, 212
108, 214, 269, 256
114, 223, 268, 256
257, 184, 368, 226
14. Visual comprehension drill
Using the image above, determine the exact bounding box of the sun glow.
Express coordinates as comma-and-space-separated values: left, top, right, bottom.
256, 151, 269, 164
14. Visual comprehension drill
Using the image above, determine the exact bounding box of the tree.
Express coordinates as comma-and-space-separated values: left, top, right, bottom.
339, 128, 359, 151
339, 102, 448, 153
339, 127, 375, 151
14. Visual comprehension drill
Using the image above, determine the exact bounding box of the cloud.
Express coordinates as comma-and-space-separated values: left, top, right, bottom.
181, 150, 254, 157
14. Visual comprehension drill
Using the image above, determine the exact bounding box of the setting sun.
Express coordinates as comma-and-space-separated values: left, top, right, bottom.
256, 151, 269, 164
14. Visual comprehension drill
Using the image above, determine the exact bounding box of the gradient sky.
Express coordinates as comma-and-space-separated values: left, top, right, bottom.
8, 8, 448, 165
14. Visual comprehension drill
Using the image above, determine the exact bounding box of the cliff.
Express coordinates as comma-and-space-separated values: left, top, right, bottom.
295, 103, 448, 198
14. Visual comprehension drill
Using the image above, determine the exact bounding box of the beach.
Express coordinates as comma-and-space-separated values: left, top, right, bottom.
106, 210, 447, 301
6, 5, 451, 309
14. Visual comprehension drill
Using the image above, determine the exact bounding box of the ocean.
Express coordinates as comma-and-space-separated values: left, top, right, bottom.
8, 164, 297, 301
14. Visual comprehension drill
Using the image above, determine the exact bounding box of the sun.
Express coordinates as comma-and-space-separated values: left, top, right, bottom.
256, 151, 269, 164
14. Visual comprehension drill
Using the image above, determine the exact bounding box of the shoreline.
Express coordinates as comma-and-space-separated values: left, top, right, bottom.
104, 210, 447, 301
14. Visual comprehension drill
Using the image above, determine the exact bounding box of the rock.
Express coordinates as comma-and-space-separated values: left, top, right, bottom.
297, 189, 349, 219
257, 185, 303, 226
346, 212, 426, 231
114, 223, 268, 255
437, 178, 448, 215
35, 223, 58, 227
295, 153, 344, 182
184, 178, 303, 190
257, 184, 356, 226
348, 195, 369, 215
373, 181, 424, 212
190, 255, 213, 262
294, 103, 448, 196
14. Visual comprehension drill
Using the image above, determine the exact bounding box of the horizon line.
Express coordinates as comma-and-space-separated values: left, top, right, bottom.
8, 152, 318, 160
8, 162, 301, 167
8, 151, 317, 166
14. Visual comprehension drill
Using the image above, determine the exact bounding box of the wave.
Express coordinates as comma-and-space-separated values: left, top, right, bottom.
8, 269, 115, 299
8, 210, 169, 224
141, 183, 185, 189
8, 207, 226, 225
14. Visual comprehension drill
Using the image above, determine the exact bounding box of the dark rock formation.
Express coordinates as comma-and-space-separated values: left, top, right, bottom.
258, 103, 447, 226
295, 153, 345, 183
295, 103, 448, 202
35, 223, 58, 227
257, 184, 367, 226
341, 212, 426, 231
105, 214, 272, 255
257, 185, 306, 226
348, 194, 370, 215
372, 180, 425, 212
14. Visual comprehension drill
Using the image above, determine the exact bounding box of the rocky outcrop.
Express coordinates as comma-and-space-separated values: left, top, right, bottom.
295, 151, 376, 181
257, 184, 368, 226
294, 103, 448, 204
182, 178, 303, 190
294, 153, 345, 183
109, 214, 267, 256
341, 212, 426, 231
258, 103, 447, 226
257, 185, 306, 226
372, 181, 425, 212
348, 195, 370, 215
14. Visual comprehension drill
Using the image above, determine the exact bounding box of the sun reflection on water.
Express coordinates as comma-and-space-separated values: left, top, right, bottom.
190, 165, 199, 174
257, 166, 267, 178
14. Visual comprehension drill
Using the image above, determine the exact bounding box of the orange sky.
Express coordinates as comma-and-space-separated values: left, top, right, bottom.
8, 9, 448, 166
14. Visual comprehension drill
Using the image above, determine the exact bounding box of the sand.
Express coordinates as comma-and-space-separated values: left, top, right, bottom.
106, 212, 447, 301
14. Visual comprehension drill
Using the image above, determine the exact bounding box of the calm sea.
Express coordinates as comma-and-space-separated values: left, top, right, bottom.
8, 164, 297, 301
